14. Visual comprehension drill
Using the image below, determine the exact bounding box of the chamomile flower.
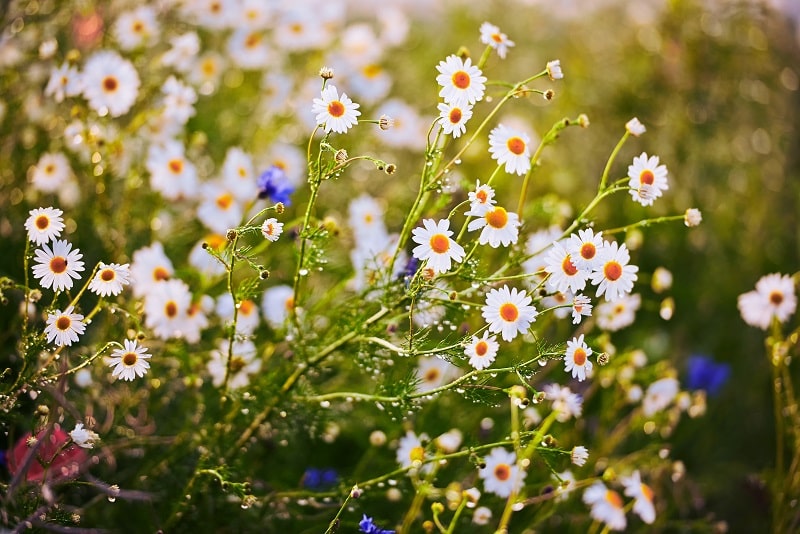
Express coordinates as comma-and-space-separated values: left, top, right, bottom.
349, 194, 388, 244
415, 356, 460, 393
32, 239, 85, 292
88, 262, 131, 297
436, 55, 486, 107
566, 228, 605, 271
196, 181, 243, 234
44, 306, 86, 347
261, 284, 294, 328
437, 101, 473, 138
479, 22, 515, 59
480, 447, 525, 498
544, 383, 583, 422
44, 63, 83, 103
130, 242, 174, 298
207, 339, 260, 388
642, 377, 680, 417
161, 32, 200, 72
107, 339, 151, 381
396, 430, 430, 472
411, 219, 465, 275
81, 50, 141, 117
467, 181, 496, 215
544, 241, 589, 294
627, 152, 669, 206
466, 206, 521, 248
143, 279, 192, 341
571, 445, 589, 467
261, 218, 283, 242
583, 482, 627, 531
546, 59, 563, 80
146, 141, 199, 201
738, 273, 797, 330
31, 152, 72, 193
312, 85, 361, 134
596, 293, 641, 331
482, 285, 538, 342
571, 294, 593, 324
625, 117, 646, 136
621, 471, 656, 524
69, 423, 100, 449
227, 29, 273, 70
564, 334, 593, 382
590, 242, 638, 302
113, 6, 159, 50
24, 207, 64, 245
464, 331, 500, 370
488, 124, 531, 176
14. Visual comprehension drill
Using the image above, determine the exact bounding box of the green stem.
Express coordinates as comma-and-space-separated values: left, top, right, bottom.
599, 131, 630, 191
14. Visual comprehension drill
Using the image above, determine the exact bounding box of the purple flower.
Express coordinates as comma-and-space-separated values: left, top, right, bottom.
302, 467, 338, 489
687, 355, 730, 397
359, 514, 395, 534
257, 165, 295, 205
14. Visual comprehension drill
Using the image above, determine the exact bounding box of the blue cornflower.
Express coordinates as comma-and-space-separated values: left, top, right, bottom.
302, 467, 339, 489
359, 514, 395, 534
257, 165, 295, 205
686, 355, 730, 397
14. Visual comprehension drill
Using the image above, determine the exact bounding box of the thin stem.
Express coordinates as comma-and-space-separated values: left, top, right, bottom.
602, 213, 686, 235
599, 131, 630, 191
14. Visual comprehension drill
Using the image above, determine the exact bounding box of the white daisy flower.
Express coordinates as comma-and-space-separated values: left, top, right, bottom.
24, 207, 64, 245
522, 225, 563, 286
436, 55, 486, 107
481, 285, 538, 342
627, 152, 669, 206
435, 429, 463, 454
571, 294, 593, 324
738, 273, 797, 330
261, 284, 294, 329
625, 117, 646, 136
129, 242, 174, 298
107, 339, 151, 381
488, 124, 531, 176
466, 206, 521, 248
196, 181, 243, 235
311, 85, 361, 134
113, 6, 159, 50
566, 228, 605, 271
143, 279, 192, 341
189, 235, 227, 279
396, 430, 431, 472
411, 219, 465, 275
467, 181, 496, 215
348, 194, 388, 244
221, 147, 257, 201
415, 356, 460, 393
621, 470, 656, 524
437, 101, 473, 138
472, 506, 492, 525
544, 241, 589, 294
544, 383, 583, 422
227, 29, 274, 70
206, 339, 260, 389
88, 262, 131, 297
564, 334, 593, 382
69, 423, 100, 449
590, 242, 638, 302
44, 63, 83, 103
81, 50, 141, 117
571, 445, 589, 466
480, 447, 525, 498
216, 294, 260, 335
596, 293, 641, 331
546, 59, 563, 80
583, 482, 627, 531
32, 239, 85, 292
464, 331, 499, 370
261, 218, 283, 242
479, 22, 515, 59
161, 75, 197, 125
44, 306, 86, 347
642, 377, 680, 417
161, 32, 200, 72
146, 141, 199, 201
31, 152, 72, 193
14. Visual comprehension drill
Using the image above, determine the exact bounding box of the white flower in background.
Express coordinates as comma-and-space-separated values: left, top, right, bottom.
312, 85, 361, 134
684, 208, 703, 227
625, 117, 646, 136
411, 218, 465, 275
207, 339, 261, 389
144, 279, 193, 341
32, 239, 85, 292
346, 63, 392, 105
146, 141, 199, 201
261, 284, 294, 328
479, 22, 515, 59
466, 206, 521, 248
24, 207, 64, 245
596, 293, 641, 331
221, 147, 257, 201
44, 307, 86, 347
238, 0, 274, 29
564, 334, 593, 382
196, 181, 243, 235
738, 273, 797, 330
642, 377, 680, 416
522, 225, 563, 286
435, 429, 463, 453
216, 294, 261, 335
227, 29, 274, 70
621, 470, 656, 524
627, 152, 669, 206
182, 0, 235, 30
162, 32, 200, 72
396, 430, 431, 472
436, 55, 486, 107
107, 339, 151, 381
88, 262, 131, 297
590, 242, 638, 302
113, 6, 159, 50
44, 63, 83, 102
261, 218, 283, 242
130, 242, 174, 298
583, 482, 627, 531
480, 447, 525, 498
349, 194, 389, 244
415, 356, 459, 393
464, 331, 500, 370
273, 8, 331, 52
481, 285, 538, 341
571, 445, 589, 466
546, 59, 563, 80
189, 234, 227, 279
161, 76, 197, 125
69, 423, 100, 449
488, 124, 531, 176
31, 152, 72, 193
189, 51, 226, 90
82, 50, 141, 117
437, 101, 473, 138
544, 383, 583, 422
375, 99, 427, 150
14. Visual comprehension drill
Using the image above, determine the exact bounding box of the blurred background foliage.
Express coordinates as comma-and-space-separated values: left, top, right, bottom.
0, 0, 798, 531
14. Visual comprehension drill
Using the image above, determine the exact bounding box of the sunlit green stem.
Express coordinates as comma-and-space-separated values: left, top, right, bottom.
599, 131, 631, 191
602, 213, 686, 235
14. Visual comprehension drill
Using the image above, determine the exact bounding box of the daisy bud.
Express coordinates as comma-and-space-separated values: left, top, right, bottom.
39, 39, 58, 60
625, 117, 646, 136
597, 353, 610, 366
334, 149, 348, 163
378, 114, 392, 130
29, 289, 42, 302
544, 89, 555, 101
431, 502, 445, 514
384, 163, 396, 175
259, 269, 270, 280
26, 435, 38, 447
275, 202, 285, 214
350, 485, 362, 499
456, 45, 470, 59
226, 229, 237, 241
318, 66, 334, 79
369, 430, 387, 447
35, 405, 50, 416
684, 208, 702, 227
578, 113, 590, 128
422, 267, 436, 281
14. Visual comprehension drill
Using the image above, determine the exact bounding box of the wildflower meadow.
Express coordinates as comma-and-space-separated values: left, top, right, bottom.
1, 1, 799, 532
